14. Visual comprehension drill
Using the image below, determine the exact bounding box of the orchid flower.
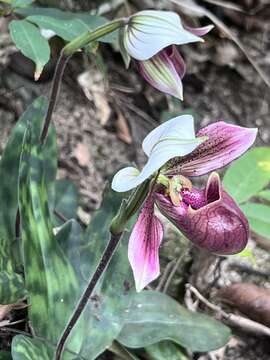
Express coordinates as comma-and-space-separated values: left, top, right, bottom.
119, 10, 213, 99
112, 116, 257, 292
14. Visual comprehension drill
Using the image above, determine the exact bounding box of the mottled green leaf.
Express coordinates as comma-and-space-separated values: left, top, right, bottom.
15, 7, 117, 43
257, 190, 270, 202
19, 126, 83, 356
146, 341, 189, 360
0, 97, 56, 253
12, 336, 53, 360
19, 119, 135, 359
118, 291, 230, 352
0, 271, 26, 304
0, 97, 47, 246
0, 97, 55, 304
241, 203, 270, 240
54, 179, 78, 225
9, 19, 50, 79
223, 147, 270, 204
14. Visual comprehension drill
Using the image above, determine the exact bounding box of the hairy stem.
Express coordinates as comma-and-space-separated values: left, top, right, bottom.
40, 51, 70, 144
55, 232, 122, 360
40, 19, 124, 144
55, 181, 150, 359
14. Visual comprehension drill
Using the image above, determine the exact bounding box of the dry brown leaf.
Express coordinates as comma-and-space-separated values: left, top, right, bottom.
73, 142, 91, 167
115, 110, 132, 144
77, 70, 111, 126
218, 283, 270, 327
0, 302, 27, 322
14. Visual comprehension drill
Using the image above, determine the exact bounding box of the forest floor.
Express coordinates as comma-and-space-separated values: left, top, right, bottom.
1, 1, 270, 359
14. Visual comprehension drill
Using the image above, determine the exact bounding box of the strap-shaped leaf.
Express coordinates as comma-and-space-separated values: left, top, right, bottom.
0, 97, 49, 247
19, 126, 82, 353
0, 97, 55, 305
9, 19, 50, 80
118, 291, 231, 352
19, 119, 135, 358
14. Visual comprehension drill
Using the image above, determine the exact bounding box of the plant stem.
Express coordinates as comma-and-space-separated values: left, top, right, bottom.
40, 51, 70, 144
55, 232, 122, 360
40, 19, 124, 144
55, 181, 150, 360
63, 19, 124, 56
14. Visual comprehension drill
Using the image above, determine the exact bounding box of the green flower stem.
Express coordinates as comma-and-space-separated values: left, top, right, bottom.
55, 181, 150, 360
40, 19, 125, 144
110, 180, 150, 235
63, 19, 125, 56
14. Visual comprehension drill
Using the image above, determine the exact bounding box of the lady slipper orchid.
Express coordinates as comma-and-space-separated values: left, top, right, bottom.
112, 116, 257, 292
120, 10, 213, 99
155, 172, 249, 255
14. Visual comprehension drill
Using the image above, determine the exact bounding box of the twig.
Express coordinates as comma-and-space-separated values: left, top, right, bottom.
201, 0, 245, 12
163, 248, 189, 293
53, 209, 69, 224
55, 232, 122, 359
186, 283, 270, 337
155, 259, 176, 292
229, 262, 270, 278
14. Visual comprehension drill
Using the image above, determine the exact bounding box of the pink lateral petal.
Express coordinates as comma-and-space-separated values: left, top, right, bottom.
166, 45, 186, 79
166, 121, 257, 177
128, 196, 164, 292
184, 24, 214, 37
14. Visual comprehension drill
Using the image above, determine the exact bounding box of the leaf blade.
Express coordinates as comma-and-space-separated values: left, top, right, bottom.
9, 19, 50, 79
118, 291, 230, 352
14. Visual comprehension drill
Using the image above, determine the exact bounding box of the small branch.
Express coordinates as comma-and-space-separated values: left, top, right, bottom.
53, 209, 69, 224
163, 247, 189, 293
229, 262, 270, 278
155, 259, 176, 292
40, 51, 70, 144
186, 283, 270, 337
55, 232, 122, 360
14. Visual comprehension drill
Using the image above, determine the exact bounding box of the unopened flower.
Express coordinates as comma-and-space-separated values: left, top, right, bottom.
112, 117, 257, 291
119, 10, 213, 99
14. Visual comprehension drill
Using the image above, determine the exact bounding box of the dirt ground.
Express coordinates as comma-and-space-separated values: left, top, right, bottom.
0, 0, 270, 359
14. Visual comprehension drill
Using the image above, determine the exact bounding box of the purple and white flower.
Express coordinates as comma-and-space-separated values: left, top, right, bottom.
112, 116, 257, 292
120, 10, 213, 99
